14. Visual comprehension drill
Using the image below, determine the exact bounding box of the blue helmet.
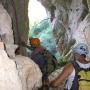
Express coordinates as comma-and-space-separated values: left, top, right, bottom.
73, 43, 89, 56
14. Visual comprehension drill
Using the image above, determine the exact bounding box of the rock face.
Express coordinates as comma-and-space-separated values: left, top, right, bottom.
0, 49, 42, 90
38, 0, 90, 60
0, 4, 18, 58
0, 0, 29, 56
0, 49, 22, 90
14, 55, 42, 90
0, 4, 42, 90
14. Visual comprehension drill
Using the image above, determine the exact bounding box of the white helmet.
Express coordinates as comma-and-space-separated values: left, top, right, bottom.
73, 43, 89, 56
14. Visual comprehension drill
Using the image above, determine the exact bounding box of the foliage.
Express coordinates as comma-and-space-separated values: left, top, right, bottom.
29, 19, 69, 68
29, 19, 49, 37
29, 19, 58, 55
57, 55, 67, 67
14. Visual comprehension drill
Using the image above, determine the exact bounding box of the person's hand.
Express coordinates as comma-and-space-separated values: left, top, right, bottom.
0, 42, 4, 49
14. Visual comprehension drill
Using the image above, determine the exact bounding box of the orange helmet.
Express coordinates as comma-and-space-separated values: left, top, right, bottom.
30, 38, 40, 47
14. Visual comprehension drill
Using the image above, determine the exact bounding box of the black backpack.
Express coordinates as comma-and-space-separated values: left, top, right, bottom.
40, 49, 58, 75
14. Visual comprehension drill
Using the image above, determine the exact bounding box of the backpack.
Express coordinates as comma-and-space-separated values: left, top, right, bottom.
37, 49, 58, 90
40, 49, 58, 75
70, 61, 90, 90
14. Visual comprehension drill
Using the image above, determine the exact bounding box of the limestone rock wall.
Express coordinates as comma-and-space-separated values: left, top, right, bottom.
14, 55, 42, 90
0, 3, 42, 90
39, 0, 90, 60
0, 49, 22, 90
1, 0, 29, 56
0, 48, 42, 90
0, 4, 18, 58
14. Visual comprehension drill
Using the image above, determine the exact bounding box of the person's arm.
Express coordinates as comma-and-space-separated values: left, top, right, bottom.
50, 63, 74, 88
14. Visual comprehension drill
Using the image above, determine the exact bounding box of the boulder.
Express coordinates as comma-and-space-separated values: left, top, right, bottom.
0, 49, 22, 90
0, 4, 17, 58
14, 55, 42, 90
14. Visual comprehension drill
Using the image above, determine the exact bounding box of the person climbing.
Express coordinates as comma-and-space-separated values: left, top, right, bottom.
28, 37, 46, 72
21, 37, 57, 75
21, 37, 58, 89
50, 43, 90, 90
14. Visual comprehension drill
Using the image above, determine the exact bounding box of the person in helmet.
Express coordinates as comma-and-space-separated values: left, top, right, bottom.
50, 43, 90, 90
29, 38, 46, 71
29, 38, 58, 89
21, 37, 57, 74
20, 37, 45, 69
29, 37, 40, 48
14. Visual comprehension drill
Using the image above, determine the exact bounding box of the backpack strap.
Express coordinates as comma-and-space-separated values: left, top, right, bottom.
70, 61, 81, 90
